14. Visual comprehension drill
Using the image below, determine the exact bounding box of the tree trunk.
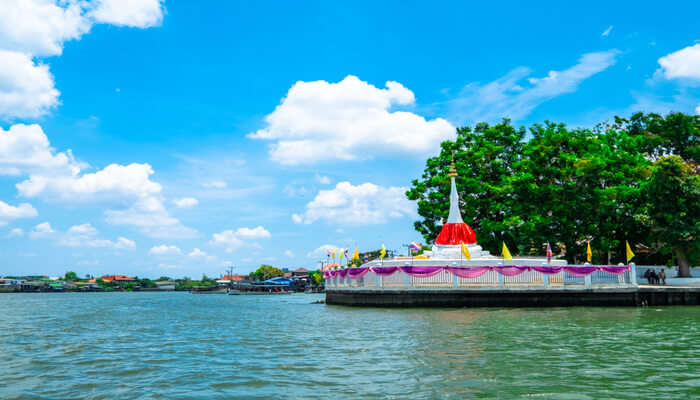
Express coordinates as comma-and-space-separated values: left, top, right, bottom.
675, 248, 691, 278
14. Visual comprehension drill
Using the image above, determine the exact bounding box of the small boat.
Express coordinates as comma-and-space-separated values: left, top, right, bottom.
189, 286, 228, 294
227, 288, 241, 295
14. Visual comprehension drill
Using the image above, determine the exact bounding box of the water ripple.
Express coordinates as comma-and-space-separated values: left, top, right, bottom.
0, 293, 698, 399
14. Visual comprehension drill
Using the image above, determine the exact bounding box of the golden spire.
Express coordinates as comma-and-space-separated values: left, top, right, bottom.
448, 153, 458, 178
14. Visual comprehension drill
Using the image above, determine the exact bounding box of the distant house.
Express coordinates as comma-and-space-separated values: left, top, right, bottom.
0, 278, 24, 288
291, 268, 309, 278
98, 275, 136, 283
263, 277, 293, 286
217, 274, 246, 284
76, 281, 99, 290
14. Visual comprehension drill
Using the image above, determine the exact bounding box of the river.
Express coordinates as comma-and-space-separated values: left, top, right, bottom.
1, 292, 698, 399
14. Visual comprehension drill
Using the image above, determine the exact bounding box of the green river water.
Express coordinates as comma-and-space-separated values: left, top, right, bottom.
1, 292, 698, 399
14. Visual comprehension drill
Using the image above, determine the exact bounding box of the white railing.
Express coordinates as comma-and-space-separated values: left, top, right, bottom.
326, 265, 636, 290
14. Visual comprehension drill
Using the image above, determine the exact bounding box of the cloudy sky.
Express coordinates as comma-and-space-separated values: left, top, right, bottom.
1, 0, 699, 278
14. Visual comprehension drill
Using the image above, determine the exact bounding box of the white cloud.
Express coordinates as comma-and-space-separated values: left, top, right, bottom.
0, 0, 165, 119
449, 50, 619, 123
601, 26, 613, 37
307, 244, 338, 258
59, 223, 135, 249
0, 124, 81, 175
188, 248, 207, 257
284, 249, 295, 257
0, 1, 165, 56
234, 226, 271, 239
203, 180, 227, 188
210, 226, 271, 252
173, 197, 198, 208
88, 0, 165, 28
315, 173, 332, 184
115, 237, 136, 248
29, 221, 54, 239
0, 0, 90, 57
3, 124, 195, 238
149, 244, 181, 256
249, 75, 455, 165
658, 44, 700, 80
104, 197, 198, 239
696, 104, 700, 115
292, 181, 415, 225
8, 228, 24, 237
0, 200, 38, 221
17, 162, 161, 200
210, 231, 243, 253
0, 51, 60, 119
283, 183, 311, 197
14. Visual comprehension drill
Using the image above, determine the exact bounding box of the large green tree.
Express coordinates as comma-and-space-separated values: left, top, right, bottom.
254, 265, 284, 281
408, 112, 698, 268
406, 120, 525, 253
513, 123, 649, 263
638, 156, 699, 277
64, 271, 78, 281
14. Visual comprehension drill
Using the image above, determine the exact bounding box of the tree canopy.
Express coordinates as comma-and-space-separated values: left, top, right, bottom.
407, 112, 699, 276
64, 271, 78, 281
254, 265, 285, 281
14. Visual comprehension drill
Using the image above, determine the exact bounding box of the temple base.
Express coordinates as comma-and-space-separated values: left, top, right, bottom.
423, 243, 492, 259
326, 287, 700, 307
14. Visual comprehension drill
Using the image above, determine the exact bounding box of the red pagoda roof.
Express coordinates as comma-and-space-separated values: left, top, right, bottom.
435, 223, 477, 245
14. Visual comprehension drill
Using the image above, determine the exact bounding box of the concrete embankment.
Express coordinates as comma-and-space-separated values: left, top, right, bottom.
326, 286, 700, 307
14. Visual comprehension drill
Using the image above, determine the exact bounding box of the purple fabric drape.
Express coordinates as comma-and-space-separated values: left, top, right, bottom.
398, 266, 444, 277
370, 266, 399, 276
531, 266, 564, 275
446, 266, 490, 278
597, 266, 629, 274
563, 266, 597, 276
331, 264, 630, 280
496, 266, 529, 276
347, 267, 370, 279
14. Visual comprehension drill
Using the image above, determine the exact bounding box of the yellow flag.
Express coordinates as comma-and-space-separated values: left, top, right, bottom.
461, 242, 471, 260
586, 242, 592, 262
502, 242, 513, 261
339, 248, 344, 260
352, 247, 359, 262
625, 241, 635, 264
380, 244, 386, 259
331, 249, 336, 260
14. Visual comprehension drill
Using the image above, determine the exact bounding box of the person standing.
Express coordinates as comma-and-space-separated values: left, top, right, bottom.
651, 270, 660, 285
644, 269, 652, 284
659, 269, 667, 285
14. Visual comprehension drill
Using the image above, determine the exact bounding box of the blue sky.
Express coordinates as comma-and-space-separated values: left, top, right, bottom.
1, 0, 699, 278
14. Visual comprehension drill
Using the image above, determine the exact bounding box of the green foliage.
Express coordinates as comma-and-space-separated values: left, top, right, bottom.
407, 120, 526, 254
138, 278, 156, 288
408, 113, 699, 267
308, 270, 323, 285
638, 156, 700, 276
200, 274, 217, 286
64, 271, 78, 281
174, 275, 217, 290
254, 265, 284, 281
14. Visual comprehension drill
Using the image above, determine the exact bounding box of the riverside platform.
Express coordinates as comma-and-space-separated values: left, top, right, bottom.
326, 285, 700, 307
324, 158, 697, 308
